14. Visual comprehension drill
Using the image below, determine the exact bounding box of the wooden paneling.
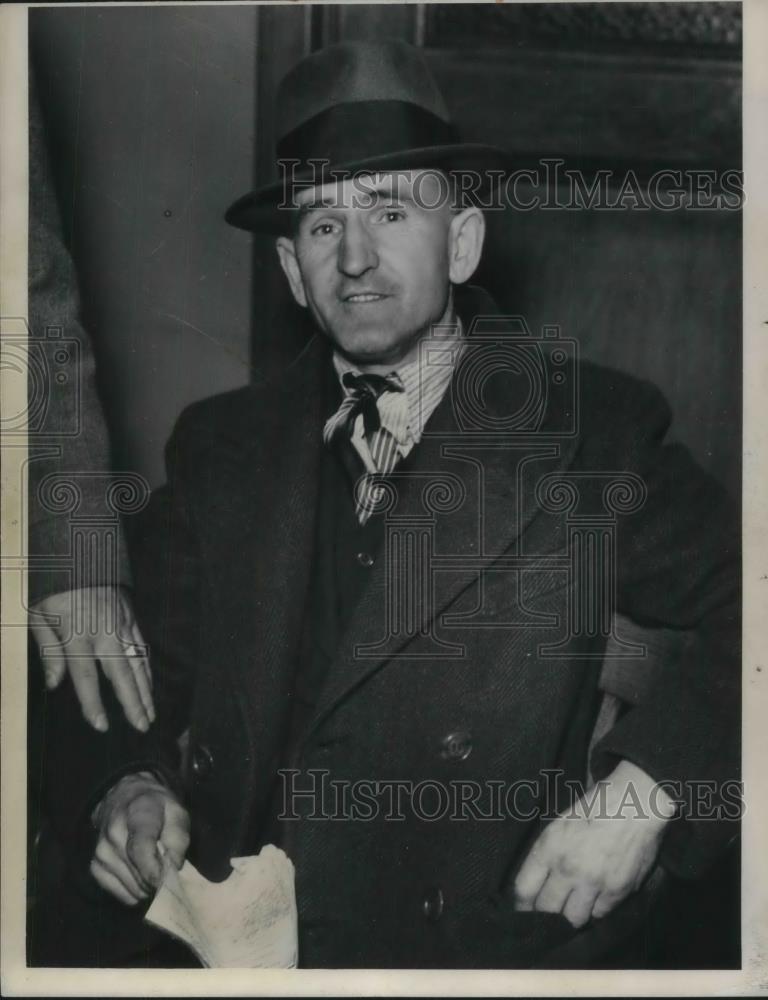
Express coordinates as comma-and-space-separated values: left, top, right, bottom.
254, 4, 314, 186
426, 47, 741, 167
426, 2, 742, 50
419, 14, 742, 494
476, 200, 741, 493
248, 5, 316, 381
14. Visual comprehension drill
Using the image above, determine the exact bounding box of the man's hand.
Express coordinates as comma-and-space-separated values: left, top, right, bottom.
514, 760, 676, 929
90, 771, 190, 906
30, 585, 155, 733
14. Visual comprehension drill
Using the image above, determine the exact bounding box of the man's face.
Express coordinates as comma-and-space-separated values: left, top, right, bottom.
276, 171, 467, 367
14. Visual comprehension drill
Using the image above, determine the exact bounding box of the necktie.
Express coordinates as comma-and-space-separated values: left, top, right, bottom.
323, 371, 406, 523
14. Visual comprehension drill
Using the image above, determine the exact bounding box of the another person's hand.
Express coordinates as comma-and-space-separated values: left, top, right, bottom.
30, 585, 154, 732
513, 760, 676, 928
90, 770, 190, 905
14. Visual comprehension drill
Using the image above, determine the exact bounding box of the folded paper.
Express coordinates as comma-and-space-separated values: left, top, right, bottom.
144, 844, 297, 968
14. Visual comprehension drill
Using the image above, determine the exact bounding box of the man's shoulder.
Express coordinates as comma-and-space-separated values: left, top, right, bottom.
166, 378, 286, 461
168, 338, 329, 454
178, 382, 263, 427
573, 359, 672, 439
169, 384, 262, 447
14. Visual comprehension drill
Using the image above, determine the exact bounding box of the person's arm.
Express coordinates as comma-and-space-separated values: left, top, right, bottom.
588, 374, 740, 878
512, 369, 739, 924
27, 67, 153, 731
42, 406, 204, 886
85, 405, 209, 901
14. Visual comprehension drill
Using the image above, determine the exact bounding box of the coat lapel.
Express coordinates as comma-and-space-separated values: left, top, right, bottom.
307, 288, 581, 735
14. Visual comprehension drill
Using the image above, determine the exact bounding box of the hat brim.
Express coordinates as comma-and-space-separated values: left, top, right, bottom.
225, 143, 512, 234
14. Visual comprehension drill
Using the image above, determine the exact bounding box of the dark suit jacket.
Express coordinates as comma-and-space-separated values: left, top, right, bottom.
46, 287, 740, 968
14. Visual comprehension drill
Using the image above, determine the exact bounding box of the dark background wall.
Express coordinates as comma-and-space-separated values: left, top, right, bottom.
30, 2, 741, 495
30, 5, 259, 486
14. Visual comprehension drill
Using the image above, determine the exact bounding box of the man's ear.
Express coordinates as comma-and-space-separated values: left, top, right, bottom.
447, 206, 486, 285
276, 236, 308, 308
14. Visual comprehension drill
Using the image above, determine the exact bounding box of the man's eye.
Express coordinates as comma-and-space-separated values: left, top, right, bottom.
309, 221, 339, 237
377, 208, 406, 223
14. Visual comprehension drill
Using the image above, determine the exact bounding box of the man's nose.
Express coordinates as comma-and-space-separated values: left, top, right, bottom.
337, 218, 379, 277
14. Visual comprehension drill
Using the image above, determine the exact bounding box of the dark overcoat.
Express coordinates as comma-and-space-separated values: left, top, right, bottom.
45, 287, 740, 969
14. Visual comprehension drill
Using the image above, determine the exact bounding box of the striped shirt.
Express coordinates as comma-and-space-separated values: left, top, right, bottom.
330, 318, 464, 474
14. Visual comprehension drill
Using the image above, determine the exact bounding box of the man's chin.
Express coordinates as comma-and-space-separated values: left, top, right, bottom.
331, 332, 409, 367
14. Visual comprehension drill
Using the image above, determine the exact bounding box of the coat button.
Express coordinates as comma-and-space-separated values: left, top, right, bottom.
440, 731, 473, 761
356, 551, 374, 568
191, 743, 214, 780
421, 886, 445, 922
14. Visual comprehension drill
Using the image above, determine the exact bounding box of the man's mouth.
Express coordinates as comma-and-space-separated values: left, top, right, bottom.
342, 292, 390, 304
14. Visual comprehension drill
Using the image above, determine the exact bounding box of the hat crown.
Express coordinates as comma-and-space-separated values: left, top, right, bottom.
277, 40, 451, 138
225, 40, 509, 232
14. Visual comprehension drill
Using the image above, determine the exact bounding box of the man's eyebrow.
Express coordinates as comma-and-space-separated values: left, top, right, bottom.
296, 184, 413, 216
296, 199, 343, 216
359, 183, 412, 204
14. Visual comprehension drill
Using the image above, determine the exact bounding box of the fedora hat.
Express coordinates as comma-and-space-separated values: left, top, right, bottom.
225, 40, 510, 234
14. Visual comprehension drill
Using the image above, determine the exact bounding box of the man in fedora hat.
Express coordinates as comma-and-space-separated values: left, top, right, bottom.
41, 40, 739, 968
